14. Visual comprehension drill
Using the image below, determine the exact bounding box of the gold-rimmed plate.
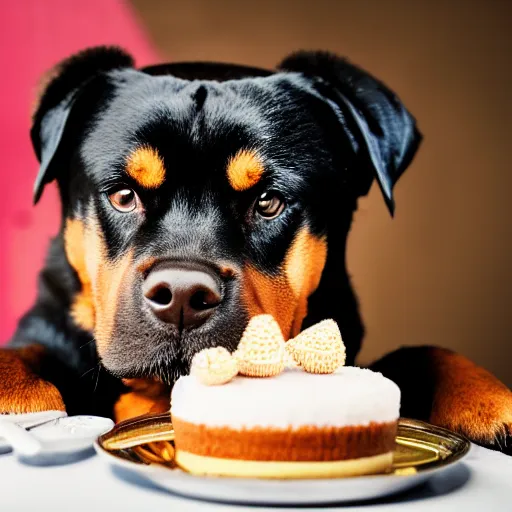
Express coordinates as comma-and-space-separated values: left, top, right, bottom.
95, 413, 470, 505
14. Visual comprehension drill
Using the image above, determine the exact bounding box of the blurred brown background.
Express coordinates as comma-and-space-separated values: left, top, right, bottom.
130, 0, 511, 386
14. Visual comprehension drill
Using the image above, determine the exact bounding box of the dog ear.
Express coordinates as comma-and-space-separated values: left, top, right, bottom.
278, 51, 421, 215
31, 46, 135, 204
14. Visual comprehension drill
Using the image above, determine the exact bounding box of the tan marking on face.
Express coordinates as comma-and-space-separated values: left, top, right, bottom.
88, 229, 134, 354
64, 217, 134, 353
64, 219, 95, 331
70, 292, 95, 332
126, 145, 166, 189
227, 149, 264, 191
243, 267, 296, 339
284, 228, 328, 336
243, 227, 327, 339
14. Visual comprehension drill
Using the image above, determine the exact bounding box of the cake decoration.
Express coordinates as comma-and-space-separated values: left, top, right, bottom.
190, 315, 346, 386
234, 314, 286, 377
286, 319, 346, 374
283, 347, 299, 369
190, 346, 239, 386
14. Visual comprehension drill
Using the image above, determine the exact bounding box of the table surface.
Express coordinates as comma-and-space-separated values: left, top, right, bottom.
2, 443, 511, 511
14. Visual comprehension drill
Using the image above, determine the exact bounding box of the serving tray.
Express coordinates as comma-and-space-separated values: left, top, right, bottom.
95, 413, 470, 505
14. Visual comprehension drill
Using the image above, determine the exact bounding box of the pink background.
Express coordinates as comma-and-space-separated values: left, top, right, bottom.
0, 1, 157, 342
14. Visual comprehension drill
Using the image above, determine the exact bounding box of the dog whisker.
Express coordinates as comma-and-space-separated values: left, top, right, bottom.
79, 338, 95, 349
80, 366, 97, 379
93, 364, 101, 393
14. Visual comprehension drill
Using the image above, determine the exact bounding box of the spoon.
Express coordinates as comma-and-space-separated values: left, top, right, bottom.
0, 410, 67, 453
0, 414, 114, 464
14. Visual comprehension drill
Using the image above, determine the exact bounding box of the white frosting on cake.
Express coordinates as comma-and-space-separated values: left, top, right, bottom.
171, 366, 400, 429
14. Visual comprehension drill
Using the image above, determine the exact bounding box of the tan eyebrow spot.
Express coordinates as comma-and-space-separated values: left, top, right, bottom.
126, 146, 166, 189
227, 149, 264, 191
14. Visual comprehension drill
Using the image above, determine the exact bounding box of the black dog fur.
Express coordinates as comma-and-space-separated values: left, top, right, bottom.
4, 47, 512, 453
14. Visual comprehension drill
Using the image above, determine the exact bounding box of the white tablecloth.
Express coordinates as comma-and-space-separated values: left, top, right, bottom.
2, 444, 511, 511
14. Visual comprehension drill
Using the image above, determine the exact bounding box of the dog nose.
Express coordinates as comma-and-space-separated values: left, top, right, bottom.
142, 265, 222, 328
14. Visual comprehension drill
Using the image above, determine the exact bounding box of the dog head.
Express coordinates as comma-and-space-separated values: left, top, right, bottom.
31, 47, 420, 382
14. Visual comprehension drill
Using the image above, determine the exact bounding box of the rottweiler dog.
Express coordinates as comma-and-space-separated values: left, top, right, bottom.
1, 47, 511, 453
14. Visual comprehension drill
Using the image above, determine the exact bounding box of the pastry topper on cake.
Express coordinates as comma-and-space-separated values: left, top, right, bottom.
189, 346, 239, 386
190, 315, 346, 385
234, 315, 286, 377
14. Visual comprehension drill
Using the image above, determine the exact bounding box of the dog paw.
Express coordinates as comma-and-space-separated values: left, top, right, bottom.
431, 389, 512, 454
370, 346, 512, 454
429, 353, 512, 454
0, 347, 65, 414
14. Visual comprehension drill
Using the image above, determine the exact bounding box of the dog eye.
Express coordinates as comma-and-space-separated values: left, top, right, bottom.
255, 191, 285, 219
108, 188, 139, 213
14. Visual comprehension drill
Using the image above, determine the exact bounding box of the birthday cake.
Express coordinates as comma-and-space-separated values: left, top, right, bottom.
170, 316, 400, 479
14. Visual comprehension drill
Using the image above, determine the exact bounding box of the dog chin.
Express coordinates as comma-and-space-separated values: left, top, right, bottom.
98, 327, 242, 384
100, 349, 189, 385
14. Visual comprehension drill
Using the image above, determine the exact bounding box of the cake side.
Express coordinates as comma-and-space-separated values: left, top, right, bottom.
171, 418, 397, 461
